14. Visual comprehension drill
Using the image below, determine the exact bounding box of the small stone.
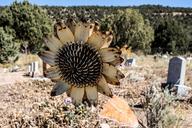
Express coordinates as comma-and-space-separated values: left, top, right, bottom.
175, 85, 192, 97
162, 54, 168, 59
100, 123, 110, 128
90, 105, 97, 113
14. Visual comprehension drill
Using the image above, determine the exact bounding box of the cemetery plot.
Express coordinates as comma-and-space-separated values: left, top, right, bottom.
0, 55, 192, 127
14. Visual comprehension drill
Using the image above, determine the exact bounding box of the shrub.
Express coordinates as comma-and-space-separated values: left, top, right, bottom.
0, 1, 53, 53
152, 18, 188, 54
101, 9, 154, 53
0, 27, 19, 63
143, 85, 182, 128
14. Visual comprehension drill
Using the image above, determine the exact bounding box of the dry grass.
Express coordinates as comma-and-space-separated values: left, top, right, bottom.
0, 55, 192, 127
143, 85, 182, 128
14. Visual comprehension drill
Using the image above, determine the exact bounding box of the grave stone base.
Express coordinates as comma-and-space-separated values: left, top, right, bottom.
161, 83, 191, 98
161, 83, 177, 95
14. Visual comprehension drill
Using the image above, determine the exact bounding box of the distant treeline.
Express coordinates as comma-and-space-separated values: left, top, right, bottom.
41, 5, 192, 20
43, 5, 192, 54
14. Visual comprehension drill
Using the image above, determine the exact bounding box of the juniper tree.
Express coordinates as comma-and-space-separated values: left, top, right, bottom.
0, 27, 19, 63
0, 1, 53, 53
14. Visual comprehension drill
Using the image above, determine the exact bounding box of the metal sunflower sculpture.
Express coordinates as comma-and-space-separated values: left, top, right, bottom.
39, 19, 125, 106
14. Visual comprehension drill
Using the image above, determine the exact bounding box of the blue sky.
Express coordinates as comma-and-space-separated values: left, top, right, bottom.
0, 0, 192, 7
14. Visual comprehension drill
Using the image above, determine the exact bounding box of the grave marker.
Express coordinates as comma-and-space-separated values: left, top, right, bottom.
124, 58, 136, 67
28, 61, 39, 77
167, 57, 186, 85
28, 65, 31, 76
164, 56, 192, 97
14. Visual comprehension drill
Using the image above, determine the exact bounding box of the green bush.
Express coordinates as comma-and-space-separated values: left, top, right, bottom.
144, 85, 182, 128
101, 9, 154, 53
152, 18, 188, 54
0, 1, 53, 53
0, 27, 19, 63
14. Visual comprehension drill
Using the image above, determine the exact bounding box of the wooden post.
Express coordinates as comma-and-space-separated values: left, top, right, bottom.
43, 62, 47, 77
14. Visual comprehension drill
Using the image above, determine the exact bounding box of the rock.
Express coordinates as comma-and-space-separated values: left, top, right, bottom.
100, 123, 110, 128
162, 55, 168, 59
10, 65, 20, 72
175, 85, 192, 97
99, 96, 139, 128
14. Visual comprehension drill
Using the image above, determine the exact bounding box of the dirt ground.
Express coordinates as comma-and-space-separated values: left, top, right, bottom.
0, 70, 28, 86
0, 55, 192, 128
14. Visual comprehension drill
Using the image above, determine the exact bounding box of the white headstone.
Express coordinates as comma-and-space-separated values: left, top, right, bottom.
34, 61, 38, 72
31, 62, 34, 72
28, 63, 32, 76
162, 54, 168, 59
29, 61, 39, 77
28, 65, 31, 73
31, 61, 38, 72
167, 57, 186, 85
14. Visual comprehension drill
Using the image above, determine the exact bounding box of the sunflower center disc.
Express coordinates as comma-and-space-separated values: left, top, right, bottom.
55, 42, 102, 87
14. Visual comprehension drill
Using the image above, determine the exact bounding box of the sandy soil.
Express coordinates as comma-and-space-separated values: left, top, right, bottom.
0, 70, 28, 86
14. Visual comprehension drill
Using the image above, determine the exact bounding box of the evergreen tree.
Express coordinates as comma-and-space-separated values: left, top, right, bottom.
0, 27, 19, 63
0, 1, 53, 53
152, 18, 188, 54
103, 9, 154, 53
